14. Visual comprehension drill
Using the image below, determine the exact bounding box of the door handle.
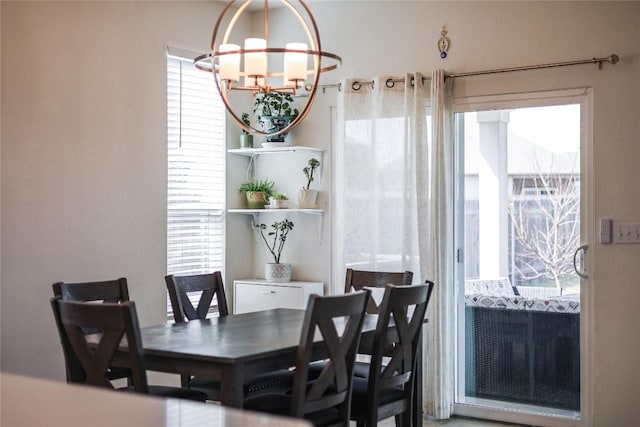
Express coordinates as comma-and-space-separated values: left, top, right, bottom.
573, 244, 588, 279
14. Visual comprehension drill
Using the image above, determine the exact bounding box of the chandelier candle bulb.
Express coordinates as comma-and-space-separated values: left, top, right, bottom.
284, 42, 308, 87
244, 38, 267, 82
218, 43, 240, 82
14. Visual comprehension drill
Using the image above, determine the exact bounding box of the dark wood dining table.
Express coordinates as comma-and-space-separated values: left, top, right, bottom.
109, 308, 423, 425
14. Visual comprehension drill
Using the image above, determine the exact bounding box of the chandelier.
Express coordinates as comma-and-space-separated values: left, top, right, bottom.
195, 0, 342, 137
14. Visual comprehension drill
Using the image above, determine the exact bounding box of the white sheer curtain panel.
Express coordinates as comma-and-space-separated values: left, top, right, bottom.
334, 73, 428, 288
335, 69, 455, 419
423, 69, 455, 418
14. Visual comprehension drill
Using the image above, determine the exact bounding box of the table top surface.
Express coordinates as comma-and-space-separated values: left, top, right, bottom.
139, 308, 379, 362
0, 372, 312, 427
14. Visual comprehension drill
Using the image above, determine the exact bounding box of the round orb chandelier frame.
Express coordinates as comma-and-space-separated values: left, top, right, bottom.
194, 0, 342, 138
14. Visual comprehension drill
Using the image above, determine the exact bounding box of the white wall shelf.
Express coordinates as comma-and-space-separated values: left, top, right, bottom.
228, 208, 323, 215
228, 146, 323, 156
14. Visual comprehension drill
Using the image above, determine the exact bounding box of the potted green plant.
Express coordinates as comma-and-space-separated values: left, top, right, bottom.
238, 179, 274, 209
298, 158, 320, 208
240, 113, 253, 148
256, 219, 294, 282
268, 192, 289, 209
253, 92, 300, 144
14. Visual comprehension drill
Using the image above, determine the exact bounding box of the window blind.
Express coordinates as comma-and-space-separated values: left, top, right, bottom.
166, 51, 225, 318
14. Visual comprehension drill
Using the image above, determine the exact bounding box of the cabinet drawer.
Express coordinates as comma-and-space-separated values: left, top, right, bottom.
233, 280, 324, 314
235, 283, 302, 314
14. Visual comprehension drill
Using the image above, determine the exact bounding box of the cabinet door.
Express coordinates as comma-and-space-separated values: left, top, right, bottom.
235, 283, 302, 314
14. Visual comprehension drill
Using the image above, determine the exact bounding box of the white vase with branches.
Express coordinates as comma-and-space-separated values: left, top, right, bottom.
298, 158, 320, 208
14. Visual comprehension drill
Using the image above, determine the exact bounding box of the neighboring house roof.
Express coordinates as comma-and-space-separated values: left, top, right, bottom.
464, 132, 579, 176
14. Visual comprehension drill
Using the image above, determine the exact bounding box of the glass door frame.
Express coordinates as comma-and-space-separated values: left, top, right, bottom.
451, 88, 594, 427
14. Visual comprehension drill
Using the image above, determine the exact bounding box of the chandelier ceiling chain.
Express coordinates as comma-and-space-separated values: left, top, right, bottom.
194, 0, 342, 137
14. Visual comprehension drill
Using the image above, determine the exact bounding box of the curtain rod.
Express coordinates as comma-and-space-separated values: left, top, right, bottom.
449, 53, 618, 78
306, 53, 619, 93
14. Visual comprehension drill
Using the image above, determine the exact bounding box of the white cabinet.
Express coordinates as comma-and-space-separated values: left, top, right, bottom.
233, 279, 324, 314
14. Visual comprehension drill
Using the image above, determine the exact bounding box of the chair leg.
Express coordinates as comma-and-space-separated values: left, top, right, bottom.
181, 374, 191, 388
399, 410, 413, 427
366, 409, 378, 427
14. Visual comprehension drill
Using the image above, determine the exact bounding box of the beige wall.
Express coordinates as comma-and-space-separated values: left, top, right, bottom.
0, 0, 227, 376
2, 1, 640, 425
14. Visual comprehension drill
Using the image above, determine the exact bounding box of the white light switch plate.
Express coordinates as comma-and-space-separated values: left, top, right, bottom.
614, 222, 640, 244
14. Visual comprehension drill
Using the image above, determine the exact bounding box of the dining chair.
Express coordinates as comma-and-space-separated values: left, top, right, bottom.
165, 272, 291, 399
305, 269, 414, 380
165, 272, 228, 397
52, 278, 131, 384
344, 268, 413, 314
349, 281, 434, 427
52, 277, 130, 303
243, 291, 370, 427
343, 268, 414, 367
165, 272, 229, 323
50, 298, 208, 402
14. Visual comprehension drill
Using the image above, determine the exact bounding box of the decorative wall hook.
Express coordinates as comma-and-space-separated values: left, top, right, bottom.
438, 26, 450, 59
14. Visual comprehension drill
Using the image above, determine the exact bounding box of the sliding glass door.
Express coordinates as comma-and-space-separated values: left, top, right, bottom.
454, 92, 588, 425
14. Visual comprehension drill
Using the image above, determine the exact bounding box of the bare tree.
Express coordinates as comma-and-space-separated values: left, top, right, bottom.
508, 168, 580, 290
